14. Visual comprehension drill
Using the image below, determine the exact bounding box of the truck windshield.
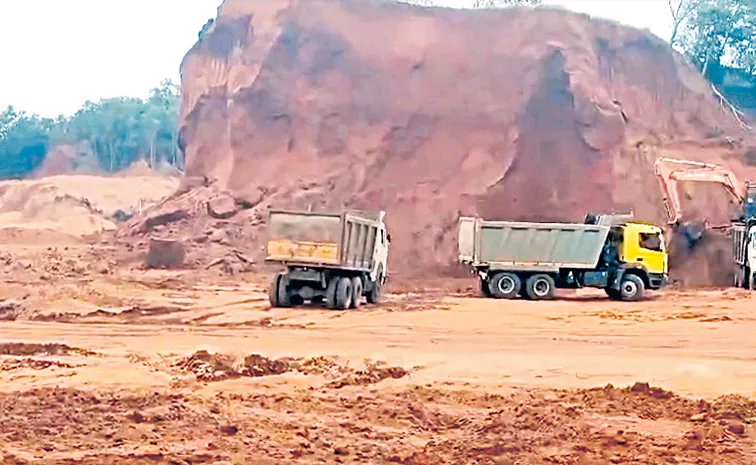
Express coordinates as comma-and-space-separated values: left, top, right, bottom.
639, 232, 663, 252
268, 213, 342, 243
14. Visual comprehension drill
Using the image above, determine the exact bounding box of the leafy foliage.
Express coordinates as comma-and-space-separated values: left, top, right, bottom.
0, 107, 55, 179
676, 0, 755, 77
0, 80, 181, 180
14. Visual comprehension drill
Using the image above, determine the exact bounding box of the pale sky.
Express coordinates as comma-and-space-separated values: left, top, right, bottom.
0, 0, 673, 118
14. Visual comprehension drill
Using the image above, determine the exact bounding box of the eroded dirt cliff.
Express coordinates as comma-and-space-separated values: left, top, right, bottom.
178, 0, 756, 285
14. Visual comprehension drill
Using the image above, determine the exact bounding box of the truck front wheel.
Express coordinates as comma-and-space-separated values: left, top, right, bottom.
619, 274, 645, 301
525, 274, 556, 300
489, 272, 521, 299
367, 276, 382, 305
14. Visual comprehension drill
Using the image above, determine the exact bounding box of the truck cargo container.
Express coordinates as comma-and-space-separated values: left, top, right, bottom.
266, 209, 390, 309
458, 213, 668, 301
732, 219, 756, 290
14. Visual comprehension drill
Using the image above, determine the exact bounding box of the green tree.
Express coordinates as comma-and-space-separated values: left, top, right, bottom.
669, 0, 700, 47
0, 106, 54, 179
1, 79, 180, 180
677, 0, 755, 78
65, 79, 180, 172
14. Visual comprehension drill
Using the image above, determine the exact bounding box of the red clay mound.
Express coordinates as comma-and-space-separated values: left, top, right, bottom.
178, 0, 756, 285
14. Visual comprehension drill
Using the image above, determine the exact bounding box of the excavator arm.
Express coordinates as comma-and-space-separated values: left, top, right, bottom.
654, 157, 746, 225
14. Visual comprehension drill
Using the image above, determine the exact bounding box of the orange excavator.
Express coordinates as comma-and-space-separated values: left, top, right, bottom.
653, 157, 753, 231
654, 157, 756, 289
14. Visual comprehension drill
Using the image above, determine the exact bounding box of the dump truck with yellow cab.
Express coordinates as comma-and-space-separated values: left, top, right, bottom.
266, 209, 390, 309
458, 213, 668, 301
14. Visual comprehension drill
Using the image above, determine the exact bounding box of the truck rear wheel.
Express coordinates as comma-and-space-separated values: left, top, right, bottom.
334, 277, 353, 310
350, 277, 363, 309
489, 272, 521, 299
269, 273, 291, 308
620, 274, 645, 301
525, 274, 556, 300
326, 277, 337, 309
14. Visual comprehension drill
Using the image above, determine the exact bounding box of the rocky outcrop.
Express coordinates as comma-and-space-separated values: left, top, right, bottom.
179, 0, 756, 285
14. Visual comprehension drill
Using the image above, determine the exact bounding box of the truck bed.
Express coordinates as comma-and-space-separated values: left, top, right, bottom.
459, 217, 611, 271
266, 210, 381, 270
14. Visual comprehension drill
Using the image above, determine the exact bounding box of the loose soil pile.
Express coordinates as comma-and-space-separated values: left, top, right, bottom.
176, 350, 409, 386
0, 172, 178, 238
0, 342, 96, 357
1, 383, 754, 464
177, 0, 756, 285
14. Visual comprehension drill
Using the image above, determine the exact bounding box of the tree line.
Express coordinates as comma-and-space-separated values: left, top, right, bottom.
0, 79, 180, 179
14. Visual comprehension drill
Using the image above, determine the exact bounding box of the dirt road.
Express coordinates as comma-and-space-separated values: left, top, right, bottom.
2, 260, 756, 463
2, 283, 756, 397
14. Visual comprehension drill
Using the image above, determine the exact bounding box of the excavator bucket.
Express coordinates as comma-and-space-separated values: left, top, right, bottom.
677, 221, 707, 248
665, 221, 708, 270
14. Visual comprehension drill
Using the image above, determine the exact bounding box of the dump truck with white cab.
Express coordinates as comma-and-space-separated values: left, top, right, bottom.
458, 213, 668, 301
266, 209, 390, 309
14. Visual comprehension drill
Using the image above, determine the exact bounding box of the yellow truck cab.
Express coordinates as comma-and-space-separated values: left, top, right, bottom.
613, 222, 669, 291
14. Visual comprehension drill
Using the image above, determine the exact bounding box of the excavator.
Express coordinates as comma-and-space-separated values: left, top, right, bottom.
654, 157, 756, 288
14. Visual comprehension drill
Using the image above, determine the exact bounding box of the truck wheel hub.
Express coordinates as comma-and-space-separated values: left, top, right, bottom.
533, 279, 550, 296
622, 281, 637, 295
498, 277, 515, 294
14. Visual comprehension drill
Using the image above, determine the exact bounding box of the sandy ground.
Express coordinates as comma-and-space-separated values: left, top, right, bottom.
2, 238, 756, 464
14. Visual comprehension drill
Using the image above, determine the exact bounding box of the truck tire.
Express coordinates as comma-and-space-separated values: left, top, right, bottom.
525, 274, 556, 300
367, 276, 383, 304
489, 272, 521, 299
326, 277, 339, 309
619, 274, 645, 301
479, 277, 492, 298
334, 277, 353, 310
745, 267, 752, 290
350, 277, 363, 309
269, 273, 291, 308
268, 275, 280, 308
735, 267, 745, 288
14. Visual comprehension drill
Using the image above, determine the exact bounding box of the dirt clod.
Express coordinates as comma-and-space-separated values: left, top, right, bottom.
207, 195, 238, 220
727, 420, 746, 435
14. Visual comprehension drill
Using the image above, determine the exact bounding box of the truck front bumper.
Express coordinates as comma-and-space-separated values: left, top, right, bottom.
648, 273, 668, 289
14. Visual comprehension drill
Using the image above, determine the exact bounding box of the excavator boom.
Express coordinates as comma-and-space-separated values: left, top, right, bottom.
654, 157, 746, 225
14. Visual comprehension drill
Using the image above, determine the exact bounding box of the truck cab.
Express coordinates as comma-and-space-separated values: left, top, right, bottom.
615, 222, 668, 289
